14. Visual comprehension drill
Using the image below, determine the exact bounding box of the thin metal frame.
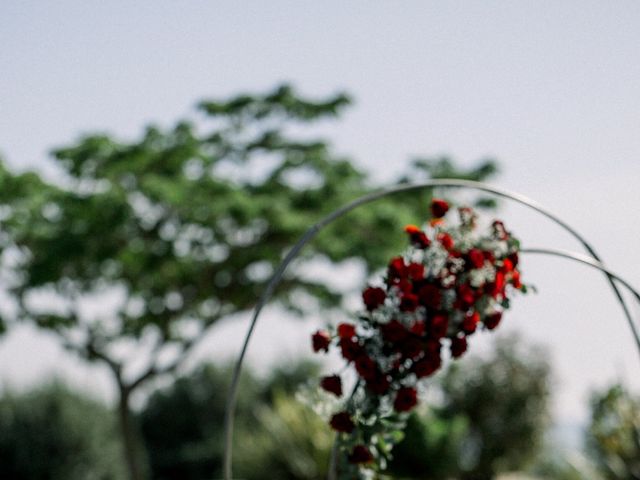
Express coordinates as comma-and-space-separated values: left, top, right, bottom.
223, 180, 640, 480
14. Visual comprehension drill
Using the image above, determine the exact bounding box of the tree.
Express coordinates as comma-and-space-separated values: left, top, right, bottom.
587, 384, 640, 479
0, 383, 126, 480
139, 361, 333, 480
0, 84, 497, 480
389, 334, 552, 479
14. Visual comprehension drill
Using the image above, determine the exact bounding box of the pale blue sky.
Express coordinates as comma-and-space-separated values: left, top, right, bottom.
1, 1, 639, 425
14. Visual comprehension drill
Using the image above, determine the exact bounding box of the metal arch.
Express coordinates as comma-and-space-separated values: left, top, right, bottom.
223, 179, 640, 480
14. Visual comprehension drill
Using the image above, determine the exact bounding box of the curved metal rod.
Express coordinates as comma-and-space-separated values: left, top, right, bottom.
521, 247, 640, 303
223, 179, 640, 480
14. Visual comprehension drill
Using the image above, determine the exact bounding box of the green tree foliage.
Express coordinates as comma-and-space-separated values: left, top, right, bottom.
0, 383, 126, 480
588, 384, 640, 479
389, 334, 551, 479
139, 361, 332, 480
0, 84, 498, 480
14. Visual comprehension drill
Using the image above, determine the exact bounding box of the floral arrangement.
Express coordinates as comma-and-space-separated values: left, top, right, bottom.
310, 199, 528, 477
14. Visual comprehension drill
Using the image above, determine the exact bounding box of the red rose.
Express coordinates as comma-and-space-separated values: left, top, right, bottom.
339, 337, 362, 361
407, 262, 425, 280
312, 330, 331, 353
489, 271, 506, 298
394, 387, 418, 412
396, 278, 413, 294
511, 270, 522, 289
362, 286, 386, 311
431, 199, 450, 218
355, 355, 377, 380
418, 284, 442, 310
483, 250, 496, 263
450, 335, 468, 358
337, 323, 356, 339
501, 258, 514, 272
400, 337, 423, 360
400, 293, 419, 312
429, 314, 449, 339
508, 252, 519, 267
348, 445, 374, 464
457, 283, 476, 307
467, 248, 485, 269
381, 320, 408, 343
484, 312, 502, 330
388, 256, 407, 280
410, 319, 426, 336
320, 375, 342, 397
330, 412, 355, 433
413, 355, 442, 378
437, 232, 455, 251
462, 311, 480, 334
366, 372, 391, 395
404, 225, 431, 249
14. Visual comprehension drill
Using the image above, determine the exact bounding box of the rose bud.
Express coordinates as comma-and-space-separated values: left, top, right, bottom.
366, 372, 391, 395
337, 322, 356, 339
429, 314, 449, 339
348, 445, 374, 464
467, 248, 485, 269
437, 232, 455, 251
450, 336, 468, 358
330, 412, 355, 433
320, 375, 342, 397
311, 330, 331, 353
413, 355, 442, 378
355, 355, 378, 380
484, 312, 502, 330
388, 256, 407, 280
431, 198, 450, 218
339, 337, 362, 362
381, 319, 407, 343
462, 311, 480, 334
407, 262, 425, 280
394, 387, 418, 412
399, 293, 419, 312
418, 284, 442, 310
362, 286, 386, 311
405, 224, 431, 248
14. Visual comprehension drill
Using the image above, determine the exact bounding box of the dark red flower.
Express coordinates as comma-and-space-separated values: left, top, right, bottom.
484, 312, 502, 330
405, 225, 431, 248
320, 375, 342, 397
381, 320, 408, 343
396, 278, 413, 294
348, 445, 374, 464
457, 283, 476, 307
339, 337, 362, 361
467, 248, 485, 269
413, 355, 442, 378
418, 284, 442, 309
450, 335, 468, 358
400, 337, 423, 360
355, 355, 377, 380
367, 372, 391, 395
511, 270, 522, 289
462, 311, 480, 334
400, 293, 419, 312
437, 232, 455, 251
388, 256, 407, 280
431, 199, 450, 218
330, 412, 355, 433
362, 286, 386, 311
501, 258, 514, 273
312, 330, 331, 353
483, 250, 496, 263
508, 252, 519, 267
337, 322, 356, 339
429, 314, 449, 339
394, 387, 418, 412
410, 319, 426, 336
407, 262, 425, 280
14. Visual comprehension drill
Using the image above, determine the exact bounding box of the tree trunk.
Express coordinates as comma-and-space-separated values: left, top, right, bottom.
117, 387, 146, 480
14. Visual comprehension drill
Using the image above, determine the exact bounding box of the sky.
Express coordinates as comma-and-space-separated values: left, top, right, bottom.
1, 1, 640, 427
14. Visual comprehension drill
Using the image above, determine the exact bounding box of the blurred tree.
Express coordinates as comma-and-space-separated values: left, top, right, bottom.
139, 361, 332, 480
587, 384, 640, 479
0, 383, 126, 480
388, 334, 551, 479
0, 84, 498, 480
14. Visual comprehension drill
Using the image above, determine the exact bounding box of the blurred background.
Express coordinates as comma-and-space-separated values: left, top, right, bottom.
1, 1, 639, 479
